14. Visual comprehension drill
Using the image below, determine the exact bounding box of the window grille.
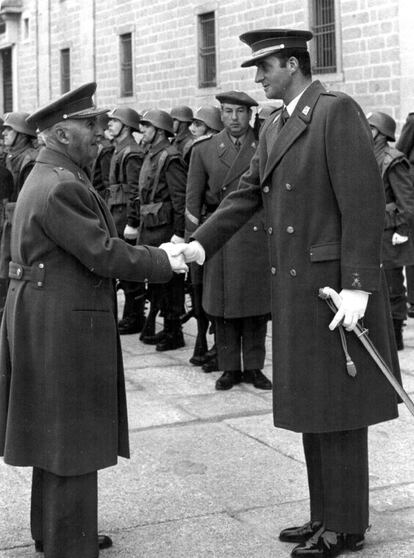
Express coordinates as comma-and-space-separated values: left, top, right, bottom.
60, 48, 70, 94
198, 12, 216, 88
2, 48, 13, 112
312, 0, 336, 74
120, 33, 133, 97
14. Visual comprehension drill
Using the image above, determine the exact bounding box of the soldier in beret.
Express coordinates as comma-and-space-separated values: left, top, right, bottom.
185, 90, 272, 390
0, 83, 185, 558
169, 29, 401, 557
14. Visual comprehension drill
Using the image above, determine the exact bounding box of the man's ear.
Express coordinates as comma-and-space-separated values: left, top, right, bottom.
287, 56, 299, 74
54, 125, 70, 145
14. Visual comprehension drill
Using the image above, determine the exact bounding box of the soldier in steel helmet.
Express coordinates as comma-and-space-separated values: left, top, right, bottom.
107, 106, 146, 335
367, 111, 414, 350
0, 113, 39, 284
90, 112, 114, 199
170, 105, 195, 163
138, 109, 187, 351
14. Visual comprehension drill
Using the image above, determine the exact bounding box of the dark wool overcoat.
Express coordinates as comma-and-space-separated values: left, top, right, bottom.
0, 147, 172, 476
186, 127, 271, 318
194, 81, 401, 433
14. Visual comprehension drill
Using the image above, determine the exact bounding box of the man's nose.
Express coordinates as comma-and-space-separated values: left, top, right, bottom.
255, 68, 263, 83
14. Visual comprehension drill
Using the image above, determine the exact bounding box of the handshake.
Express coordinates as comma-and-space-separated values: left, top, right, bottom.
160, 240, 206, 273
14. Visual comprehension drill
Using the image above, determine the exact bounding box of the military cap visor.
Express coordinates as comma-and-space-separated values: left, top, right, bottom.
26, 82, 108, 132
239, 28, 313, 67
216, 90, 258, 107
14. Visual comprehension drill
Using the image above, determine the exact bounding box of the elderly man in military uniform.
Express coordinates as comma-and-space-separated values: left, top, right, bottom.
185, 90, 272, 391
107, 106, 146, 334
170, 29, 402, 558
0, 83, 184, 558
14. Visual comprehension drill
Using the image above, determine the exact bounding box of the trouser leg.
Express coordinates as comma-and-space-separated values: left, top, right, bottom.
303, 428, 369, 534
31, 467, 98, 558
214, 317, 242, 370
240, 315, 268, 370
385, 267, 407, 320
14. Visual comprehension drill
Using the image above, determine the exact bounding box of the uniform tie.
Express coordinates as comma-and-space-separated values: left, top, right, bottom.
234, 138, 241, 151
279, 106, 290, 127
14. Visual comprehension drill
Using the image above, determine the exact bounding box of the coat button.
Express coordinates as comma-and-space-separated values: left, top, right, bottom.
286, 226, 294, 234
290, 268, 297, 277
222, 186, 227, 191
263, 186, 270, 193
268, 227, 273, 234
286, 183, 293, 190
271, 267, 276, 275
253, 226, 258, 231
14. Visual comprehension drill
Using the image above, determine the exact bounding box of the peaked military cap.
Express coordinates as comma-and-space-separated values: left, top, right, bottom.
26, 82, 108, 132
215, 90, 258, 108
239, 28, 313, 67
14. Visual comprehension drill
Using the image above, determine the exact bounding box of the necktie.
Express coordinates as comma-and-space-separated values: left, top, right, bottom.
279, 106, 289, 128
234, 138, 241, 151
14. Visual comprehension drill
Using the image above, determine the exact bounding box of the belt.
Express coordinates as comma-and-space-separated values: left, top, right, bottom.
9, 261, 45, 287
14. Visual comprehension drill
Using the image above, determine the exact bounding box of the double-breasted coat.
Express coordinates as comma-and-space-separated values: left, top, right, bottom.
186, 127, 271, 318
194, 80, 401, 433
0, 147, 172, 476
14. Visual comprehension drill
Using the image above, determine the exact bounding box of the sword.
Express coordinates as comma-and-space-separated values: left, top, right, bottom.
319, 286, 414, 418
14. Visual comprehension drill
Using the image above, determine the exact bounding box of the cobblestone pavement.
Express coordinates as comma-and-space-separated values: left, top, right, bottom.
1, 306, 413, 557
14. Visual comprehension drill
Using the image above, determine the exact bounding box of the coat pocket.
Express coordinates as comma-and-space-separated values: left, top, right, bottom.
309, 242, 340, 262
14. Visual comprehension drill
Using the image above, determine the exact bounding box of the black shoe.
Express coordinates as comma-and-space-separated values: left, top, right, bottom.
202, 356, 219, 373
291, 529, 364, 557
215, 370, 242, 390
279, 520, 323, 543
243, 369, 272, 390
156, 330, 185, 351
189, 353, 209, 366
141, 329, 166, 345
35, 534, 113, 553
118, 315, 145, 335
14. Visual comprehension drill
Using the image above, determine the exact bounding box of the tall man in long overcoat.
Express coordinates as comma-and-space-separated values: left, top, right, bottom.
186, 91, 271, 391
0, 83, 183, 558
168, 29, 401, 558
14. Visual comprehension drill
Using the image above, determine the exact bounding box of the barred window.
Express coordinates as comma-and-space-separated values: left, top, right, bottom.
120, 33, 133, 97
60, 48, 70, 94
312, 0, 336, 74
198, 12, 216, 88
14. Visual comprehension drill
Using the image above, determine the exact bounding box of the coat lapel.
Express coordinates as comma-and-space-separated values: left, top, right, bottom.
89, 186, 118, 237
222, 128, 258, 189
262, 81, 326, 184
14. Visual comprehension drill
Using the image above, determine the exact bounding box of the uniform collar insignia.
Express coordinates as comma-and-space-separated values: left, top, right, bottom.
302, 106, 310, 115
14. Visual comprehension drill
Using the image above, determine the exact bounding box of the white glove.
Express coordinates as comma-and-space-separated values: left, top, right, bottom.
392, 232, 408, 245
124, 225, 138, 240
159, 242, 188, 273
329, 289, 369, 332
170, 234, 185, 244
181, 240, 205, 265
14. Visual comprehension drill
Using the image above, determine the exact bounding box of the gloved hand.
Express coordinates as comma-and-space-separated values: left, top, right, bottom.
123, 225, 138, 240
392, 232, 409, 245
170, 234, 185, 244
329, 289, 369, 332
159, 240, 206, 265
159, 242, 188, 273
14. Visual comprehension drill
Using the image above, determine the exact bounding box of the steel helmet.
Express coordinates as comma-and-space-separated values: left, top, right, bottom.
193, 106, 223, 132
107, 106, 141, 132
2, 112, 37, 137
140, 109, 174, 137
170, 105, 193, 123
366, 111, 396, 142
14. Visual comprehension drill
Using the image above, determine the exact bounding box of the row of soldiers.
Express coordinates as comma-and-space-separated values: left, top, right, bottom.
0, 91, 274, 392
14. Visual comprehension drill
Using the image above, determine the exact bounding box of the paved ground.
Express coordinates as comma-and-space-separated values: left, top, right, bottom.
1, 303, 414, 557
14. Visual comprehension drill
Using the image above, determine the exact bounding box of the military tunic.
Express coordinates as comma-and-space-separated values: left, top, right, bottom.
0, 147, 172, 476
194, 81, 401, 433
